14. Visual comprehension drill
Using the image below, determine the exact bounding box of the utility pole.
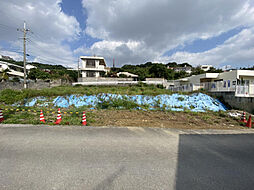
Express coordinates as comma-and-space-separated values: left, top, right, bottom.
18, 21, 30, 89
77, 57, 80, 80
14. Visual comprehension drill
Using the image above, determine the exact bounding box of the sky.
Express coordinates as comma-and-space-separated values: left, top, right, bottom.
0, 0, 254, 69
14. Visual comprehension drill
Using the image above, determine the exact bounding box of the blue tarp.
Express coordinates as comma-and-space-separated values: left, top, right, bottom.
23, 93, 227, 112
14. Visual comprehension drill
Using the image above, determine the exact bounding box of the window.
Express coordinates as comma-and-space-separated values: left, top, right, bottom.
223, 81, 227, 88
99, 60, 105, 66
87, 71, 95, 77
86, 60, 95, 68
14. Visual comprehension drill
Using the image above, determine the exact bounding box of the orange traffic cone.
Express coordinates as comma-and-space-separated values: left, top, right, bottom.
246, 115, 252, 128
40, 110, 46, 123
0, 109, 4, 123
240, 112, 247, 123
54, 108, 62, 124
82, 111, 87, 126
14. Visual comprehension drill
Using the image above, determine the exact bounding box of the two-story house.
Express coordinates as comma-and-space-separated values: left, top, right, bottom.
80, 56, 110, 78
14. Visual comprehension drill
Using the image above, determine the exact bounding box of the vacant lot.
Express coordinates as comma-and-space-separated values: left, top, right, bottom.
0, 107, 243, 129
0, 85, 244, 129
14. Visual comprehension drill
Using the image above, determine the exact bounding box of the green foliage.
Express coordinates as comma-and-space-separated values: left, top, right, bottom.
191, 66, 206, 75
28, 68, 50, 80
149, 63, 171, 79
177, 97, 184, 101
1, 59, 77, 82
207, 67, 223, 73
119, 62, 193, 81
0, 69, 10, 81
1, 106, 96, 126
166, 62, 178, 67
27, 68, 77, 81
97, 96, 139, 110
173, 71, 189, 80
178, 63, 192, 67
0, 89, 23, 104
0, 85, 193, 105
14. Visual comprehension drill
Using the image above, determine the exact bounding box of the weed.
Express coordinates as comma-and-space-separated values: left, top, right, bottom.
0, 85, 187, 105
201, 115, 211, 121
177, 97, 184, 101
218, 111, 227, 118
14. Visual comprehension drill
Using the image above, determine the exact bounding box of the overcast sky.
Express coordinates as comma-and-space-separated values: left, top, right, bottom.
0, 0, 254, 68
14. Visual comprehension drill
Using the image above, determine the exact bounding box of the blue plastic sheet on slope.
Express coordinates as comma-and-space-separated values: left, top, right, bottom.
21, 93, 227, 112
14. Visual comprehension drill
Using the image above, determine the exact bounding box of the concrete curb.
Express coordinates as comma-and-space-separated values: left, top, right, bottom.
0, 124, 254, 135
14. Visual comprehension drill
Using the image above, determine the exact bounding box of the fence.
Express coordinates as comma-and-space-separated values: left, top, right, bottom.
205, 81, 235, 92
169, 81, 254, 97
168, 83, 203, 92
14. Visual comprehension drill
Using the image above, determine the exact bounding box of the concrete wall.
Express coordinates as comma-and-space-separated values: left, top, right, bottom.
0, 80, 71, 90
74, 79, 168, 88
210, 91, 254, 113
78, 77, 135, 82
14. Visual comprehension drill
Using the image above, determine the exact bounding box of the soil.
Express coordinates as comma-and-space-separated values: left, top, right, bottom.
89, 110, 244, 130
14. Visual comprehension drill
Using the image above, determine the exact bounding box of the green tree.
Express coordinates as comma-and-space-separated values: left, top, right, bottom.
0, 69, 10, 82
149, 64, 170, 79
207, 67, 223, 73
191, 66, 205, 75
166, 62, 178, 67
28, 68, 50, 80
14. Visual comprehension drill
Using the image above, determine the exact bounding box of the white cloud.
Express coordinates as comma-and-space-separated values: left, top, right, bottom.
74, 40, 161, 66
0, 49, 23, 61
0, 0, 81, 67
81, 0, 254, 66
166, 27, 254, 67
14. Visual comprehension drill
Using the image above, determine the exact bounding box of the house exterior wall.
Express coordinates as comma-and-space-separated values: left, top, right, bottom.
217, 70, 237, 81
80, 56, 109, 78
170, 70, 254, 96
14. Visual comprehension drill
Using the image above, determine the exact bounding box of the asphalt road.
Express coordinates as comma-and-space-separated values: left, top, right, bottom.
0, 125, 254, 190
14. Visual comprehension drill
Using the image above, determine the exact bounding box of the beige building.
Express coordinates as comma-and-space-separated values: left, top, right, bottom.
170, 70, 254, 97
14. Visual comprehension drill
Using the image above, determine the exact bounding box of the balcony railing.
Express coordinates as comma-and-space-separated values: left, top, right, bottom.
169, 81, 254, 97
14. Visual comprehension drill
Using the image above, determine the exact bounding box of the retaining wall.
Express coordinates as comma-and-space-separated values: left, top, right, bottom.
0, 80, 71, 90
210, 92, 254, 113
78, 77, 135, 82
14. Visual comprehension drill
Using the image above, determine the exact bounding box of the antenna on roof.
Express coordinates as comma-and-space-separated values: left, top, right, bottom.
113, 58, 115, 68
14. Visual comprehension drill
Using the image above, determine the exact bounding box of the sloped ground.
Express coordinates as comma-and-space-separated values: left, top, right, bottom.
22, 93, 226, 112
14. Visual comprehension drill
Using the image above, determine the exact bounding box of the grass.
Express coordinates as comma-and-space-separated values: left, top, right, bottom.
1, 105, 96, 126
0, 84, 196, 105
0, 104, 243, 129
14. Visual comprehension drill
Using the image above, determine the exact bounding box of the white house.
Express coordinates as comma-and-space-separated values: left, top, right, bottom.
168, 65, 192, 74
26, 64, 37, 70
116, 72, 138, 80
80, 56, 110, 78
0, 61, 24, 77
170, 70, 254, 97
200, 65, 213, 71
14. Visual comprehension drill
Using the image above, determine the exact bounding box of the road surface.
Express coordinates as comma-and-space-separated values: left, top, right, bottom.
0, 125, 253, 190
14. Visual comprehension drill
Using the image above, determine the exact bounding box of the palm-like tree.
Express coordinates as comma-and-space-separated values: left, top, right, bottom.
0, 69, 10, 82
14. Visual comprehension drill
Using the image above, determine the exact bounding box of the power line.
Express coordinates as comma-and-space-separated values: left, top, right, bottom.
27, 38, 76, 63
0, 23, 17, 30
